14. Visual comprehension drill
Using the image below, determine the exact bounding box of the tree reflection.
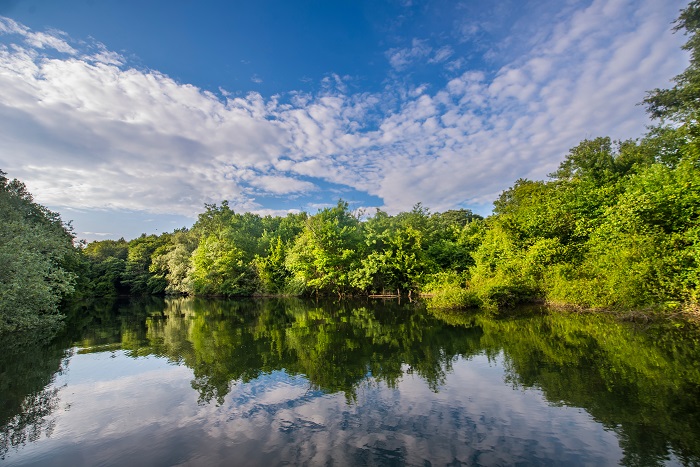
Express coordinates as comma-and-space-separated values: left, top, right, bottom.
0, 329, 67, 459
430, 307, 700, 466
134, 298, 481, 404
0, 296, 164, 458
3, 299, 700, 465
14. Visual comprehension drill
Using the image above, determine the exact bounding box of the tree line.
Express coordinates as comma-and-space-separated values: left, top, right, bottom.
2, 1, 699, 332
78, 201, 481, 301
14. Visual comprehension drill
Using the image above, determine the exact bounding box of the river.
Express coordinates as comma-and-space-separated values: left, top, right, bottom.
1, 297, 699, 466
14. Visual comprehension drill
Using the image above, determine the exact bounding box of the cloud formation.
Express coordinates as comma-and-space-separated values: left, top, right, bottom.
0, 0, 689, 226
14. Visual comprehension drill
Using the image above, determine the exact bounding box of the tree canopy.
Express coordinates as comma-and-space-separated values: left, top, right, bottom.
0, 171, 77, 333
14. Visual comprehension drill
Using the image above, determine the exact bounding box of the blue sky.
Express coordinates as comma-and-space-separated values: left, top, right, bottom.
0, 0, 689, 241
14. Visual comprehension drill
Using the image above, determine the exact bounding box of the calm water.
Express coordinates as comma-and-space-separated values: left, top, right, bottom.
1, 298, 699, 466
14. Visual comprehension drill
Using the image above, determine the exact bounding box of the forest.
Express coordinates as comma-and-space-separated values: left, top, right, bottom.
1, 2, 699, 333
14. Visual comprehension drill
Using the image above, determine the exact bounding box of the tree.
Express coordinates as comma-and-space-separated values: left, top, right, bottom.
0, 171, 77, 332
254, 237, 290, 294
352, 210, 428, 294
122, 234, 169, 294
644, 1, 700, 121
150, 229, 197, 295
190, 234, 256, 296
286, 201, 362, 296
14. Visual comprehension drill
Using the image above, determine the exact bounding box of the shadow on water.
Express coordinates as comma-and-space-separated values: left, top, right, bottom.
1, 297, 700, 465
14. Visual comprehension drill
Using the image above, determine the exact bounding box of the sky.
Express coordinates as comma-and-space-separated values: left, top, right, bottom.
0, 0, 690, 242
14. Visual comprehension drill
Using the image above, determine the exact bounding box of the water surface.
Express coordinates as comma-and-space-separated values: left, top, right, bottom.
1, 297, 699, 466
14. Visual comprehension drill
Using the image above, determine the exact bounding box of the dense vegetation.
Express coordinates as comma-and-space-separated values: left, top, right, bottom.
76, 202, 481, 301
0, 171, 79, 333
2, 2, 700, 332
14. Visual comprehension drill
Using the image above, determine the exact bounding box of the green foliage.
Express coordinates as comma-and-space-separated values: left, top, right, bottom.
550, 137, 617, 183
427, 209, 482, 272
0, 171, 77, 333
122, 234, 169, 295
190, 234, 256, 296
81, 238, 129, 296
254, 237, 290, 294
353, 219, 427, 293
82, 238, 128, 261
286, 200, 363, 296
422, 271, 481, 309
452, 109, 696, 311
149, 229, 197, 295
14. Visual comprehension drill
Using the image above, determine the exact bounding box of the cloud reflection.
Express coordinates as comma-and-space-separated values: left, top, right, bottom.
8, 351, 622, 466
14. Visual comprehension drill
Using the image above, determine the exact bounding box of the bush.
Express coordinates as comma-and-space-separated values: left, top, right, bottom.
422, 272, 481, 309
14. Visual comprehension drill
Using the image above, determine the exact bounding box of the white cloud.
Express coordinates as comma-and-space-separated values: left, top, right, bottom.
0, 0, 690, 227
84, 43, 124, 66
429, 45, 453, 64
386, 38, 432, 71
0, 16, 76, 54
0, 48, 288, 215
247, 175, 316, 195
305, 202, 335, 211
458, 22, 481, 42
24, 30, 77, 54
0, 16, 27, 35
251, 207, 303, 217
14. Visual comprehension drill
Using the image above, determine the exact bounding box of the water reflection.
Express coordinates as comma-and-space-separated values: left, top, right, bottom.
76, 297, 484, 404
1, 298, 699, 465
0, 328, 69, 459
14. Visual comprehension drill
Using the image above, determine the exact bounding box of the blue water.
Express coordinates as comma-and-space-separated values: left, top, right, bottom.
1, 297, 696, 466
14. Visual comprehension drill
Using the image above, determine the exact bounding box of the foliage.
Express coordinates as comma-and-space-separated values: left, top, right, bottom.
122, 234, 169, 295
149, 229, 197, 295
0, 171, 77, 333
422, 271, 481, 309
285, 201, 363, 296
254, 237, 290, 294
352, 209, 427, 294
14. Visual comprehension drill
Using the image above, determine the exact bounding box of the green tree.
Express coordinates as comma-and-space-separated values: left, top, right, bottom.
254, 236, 290, 294
187, 202, 267, 296
190, 234, 255, 296
644, 1, 700, 121
81, 238, 129, 296
122, 234, 168, 294
150, 229, 197, 295
427, 209, 482, 272
286, 201, 362, 296
0, 171, 77, 332
353, 217, 427, 294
